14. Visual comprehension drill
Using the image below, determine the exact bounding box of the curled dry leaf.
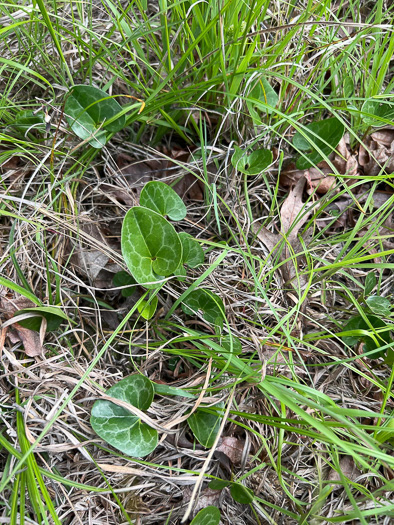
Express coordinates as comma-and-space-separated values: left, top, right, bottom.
68, 221, 122, 287
280, 176, 311, 241
328, 456, 360, 488
280, 163, 335, 195
371, 128, 394, 147
254, 175, 313, 296
333, 136, 350, 173
9, 323, 44, 357
358, 132, 394, 176
0, 155, 33, 189
183, 486, 221, 517
116, 148, 205, 202
0, 295, 36, 318
0, 296, 44, 356
216, 436, 246, 465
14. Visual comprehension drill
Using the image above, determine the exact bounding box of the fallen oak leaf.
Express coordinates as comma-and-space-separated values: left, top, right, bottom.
280, 176, 312, 242
0, 295, 44, 356
10, 322, 44, 357
216, 436, 246, 465
280, 163, 335, 195
371, 128, 394, 147
253, 175, 314, 301
328, 456, 360, 489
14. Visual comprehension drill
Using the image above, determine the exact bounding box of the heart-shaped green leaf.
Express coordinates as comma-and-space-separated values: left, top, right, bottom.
181, 289, 225, 327
247, 77, 279, 121
361, 99, 394, 127
90, 374, 158, 458
14, 110, 45, 133
187, 404, 223, 448
209, 479, 231, 490
366, 296, 391, 317
221, 335, 242, 355
179, 232, 204, 268
231, 145, 272, 175
364, 271, 377, 296
137, 295, 158, 320
17, 306, 71, 331
113, 270, 136, 297
292, 117, 345, 169
121, 206, 182, 289
341, 314, 391, 358
173, 263, 187, 281
230, 483, 254, 504
65, 85, 126, 148
190, 506, 221, 525
140, 181, 187, 221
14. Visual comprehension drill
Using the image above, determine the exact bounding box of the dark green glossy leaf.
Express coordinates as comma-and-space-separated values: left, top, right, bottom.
361, 99, 394, 127
113, 270, 136, 297
17, 306, 70, 332
90, 375, 157, 458
65, 85, 125, 148
121, 206, 182, 289
231, 145, 272, 175
173, 263, 187, 281
179, 232, 204, 268
14, 110, 45, 133
209, 479, 231, 490
230, 483, 254, 504
140, 181, 187, 221
366, 296, 391, 317
181, 289, 225, 328
293, 117, 345, 169
187, 404, 223, 448
342, 315, 391, 358
364, 271, 377, 296
190, 506, 221, 525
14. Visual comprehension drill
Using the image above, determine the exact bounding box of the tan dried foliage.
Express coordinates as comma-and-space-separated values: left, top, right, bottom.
328, 456, 361, 488
254, 175, 312, 294
216, 436, 246, 465
115, 148, 205, 202
183, 486, 221, 517
0, 295, 44, 356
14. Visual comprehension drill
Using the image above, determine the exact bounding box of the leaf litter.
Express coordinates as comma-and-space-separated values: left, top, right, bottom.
0, 295, 44, 357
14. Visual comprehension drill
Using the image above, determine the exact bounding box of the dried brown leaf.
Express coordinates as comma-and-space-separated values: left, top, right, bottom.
345, 156, 358, 178
328, 456, 360, 487
117, 153, 159, 195
116, 149, 205, 201
68, 221, 121, 287
183, 487, 221, 517
216, 436, 245, 465
11, 323, 43, 357
100, 183, 135, 207
280, 176, 311, 241
281, 164, 335, 195
0, 295, 36, 318
362, 142, 393, 176
371, 129, 394, 147
252, 223, 280, 253
334, 136, 351, 173
253, 177, 312, 297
